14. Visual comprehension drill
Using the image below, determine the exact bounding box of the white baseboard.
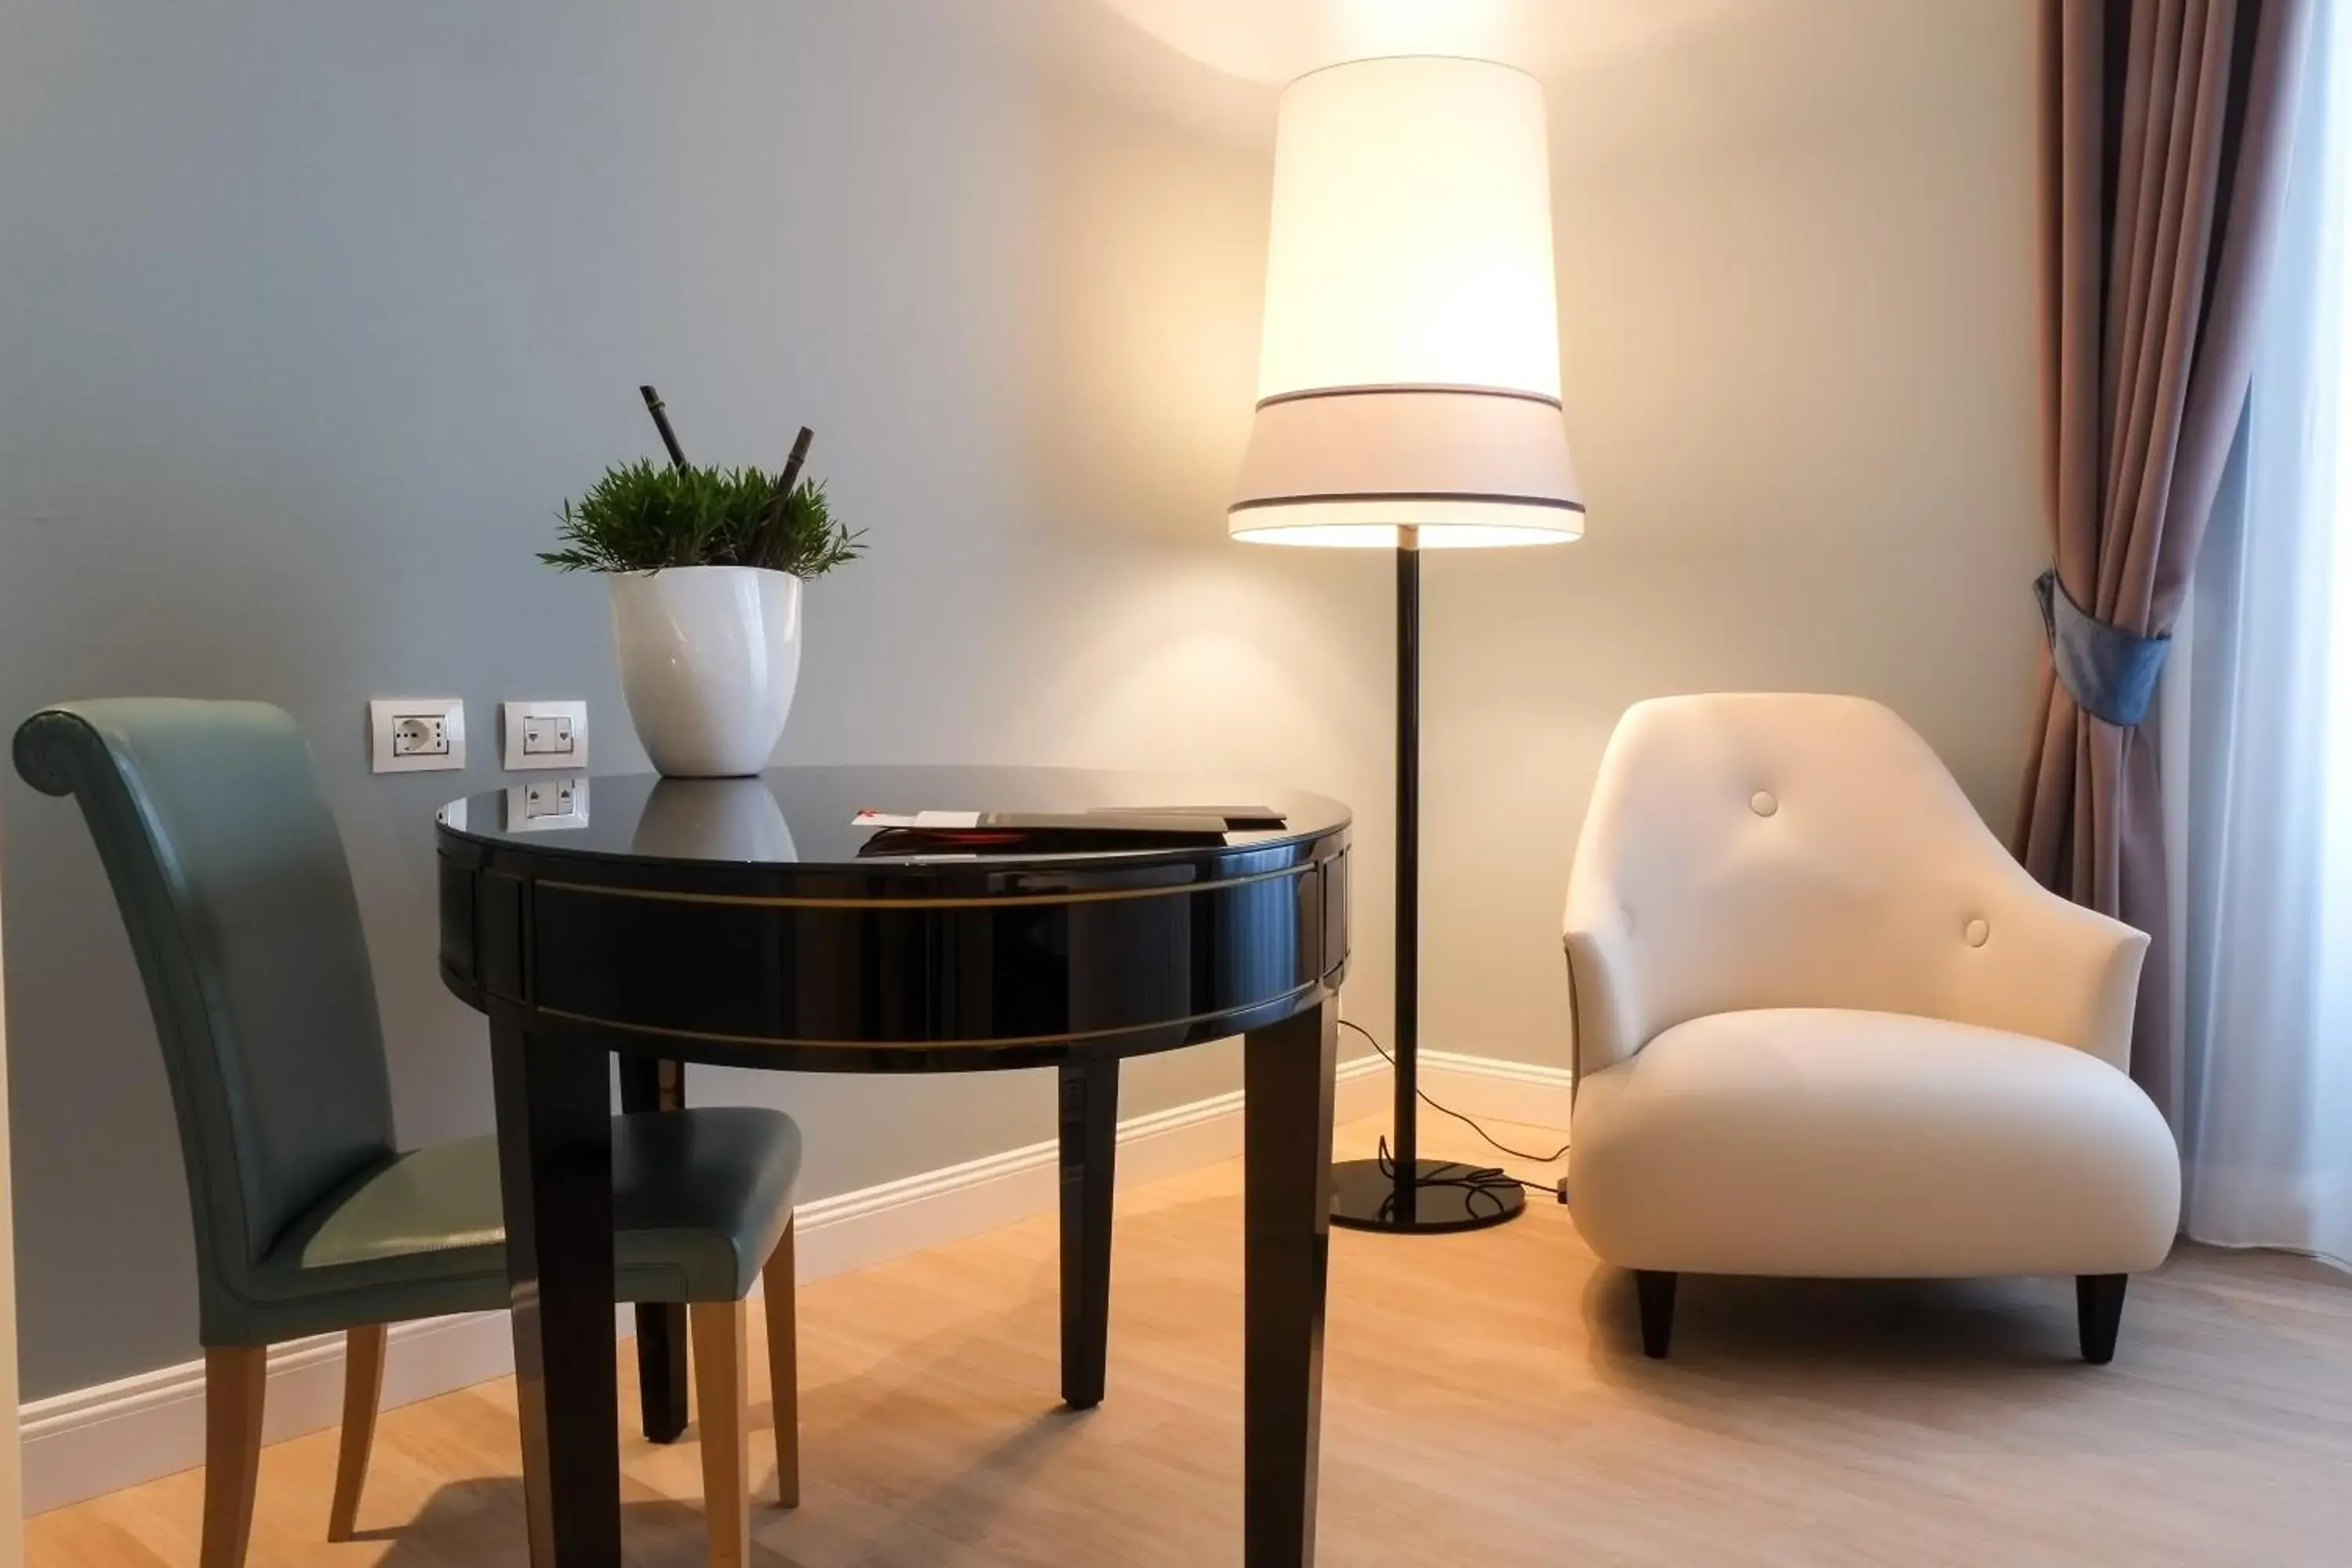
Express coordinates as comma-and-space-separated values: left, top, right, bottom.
1415, 1049, 1576, 1136
19, 1054, 1396, 1516
17, 1308, 519, 1520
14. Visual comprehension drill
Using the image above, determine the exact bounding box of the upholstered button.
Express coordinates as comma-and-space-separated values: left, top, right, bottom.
1965, 917, 1990, 948
1749, 791, 1777, 818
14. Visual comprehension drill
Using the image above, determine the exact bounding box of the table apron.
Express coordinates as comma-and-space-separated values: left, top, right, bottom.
441, 845, 1348, 1062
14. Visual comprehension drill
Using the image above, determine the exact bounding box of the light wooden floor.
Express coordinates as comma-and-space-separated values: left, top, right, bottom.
30, 1112, 2352, 1566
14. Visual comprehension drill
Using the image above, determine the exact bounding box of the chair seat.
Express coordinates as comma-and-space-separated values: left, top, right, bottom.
255, 1107, 801, 1327
1568, 1008, 2180, 1278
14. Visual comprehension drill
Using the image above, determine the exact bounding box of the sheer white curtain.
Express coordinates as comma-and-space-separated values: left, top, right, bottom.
2170, 0, 2352, 1264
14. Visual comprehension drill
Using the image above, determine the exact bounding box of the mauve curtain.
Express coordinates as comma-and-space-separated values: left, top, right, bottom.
2017, 0, 2314, 1115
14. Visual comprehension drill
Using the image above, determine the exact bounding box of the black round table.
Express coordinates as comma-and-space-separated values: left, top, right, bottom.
435, 766, 1351, 1566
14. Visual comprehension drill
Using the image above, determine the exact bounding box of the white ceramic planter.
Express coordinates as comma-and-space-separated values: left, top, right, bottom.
608, 566, 802, 778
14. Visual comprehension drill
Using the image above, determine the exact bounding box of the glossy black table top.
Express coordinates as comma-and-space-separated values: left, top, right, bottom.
436, 764, 1352, 895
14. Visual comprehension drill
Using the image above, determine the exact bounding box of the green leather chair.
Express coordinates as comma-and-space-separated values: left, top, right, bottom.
14, 699, 802, 1567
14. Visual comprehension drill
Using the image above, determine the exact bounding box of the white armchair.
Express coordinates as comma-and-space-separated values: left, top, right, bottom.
1563, 694, 2180, 1363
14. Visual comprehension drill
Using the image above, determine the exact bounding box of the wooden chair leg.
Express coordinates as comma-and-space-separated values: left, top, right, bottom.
199, 1345, 267, 1568
328, 1323, 387, 1541
2078, 1273, 2129, 1365
691, 1300, 751, 1568
1635, 1270, 1678, 1359
762, 1218, 799, 1508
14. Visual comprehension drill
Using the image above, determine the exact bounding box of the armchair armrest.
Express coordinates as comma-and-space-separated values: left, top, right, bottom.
1563, 894, 1649, 1080
1955, 866, 2149, 1073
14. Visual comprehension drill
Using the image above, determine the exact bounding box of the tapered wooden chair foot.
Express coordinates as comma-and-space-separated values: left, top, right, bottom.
2078, 1274, 2128, 1365
1635, 1271, 1677, 1359
200, 1346, 267, 1568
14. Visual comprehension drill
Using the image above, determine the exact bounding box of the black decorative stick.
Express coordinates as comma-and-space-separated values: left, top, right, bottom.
640, 385, 689, 470
776, 426, 815, 495
758, 426, 817, 546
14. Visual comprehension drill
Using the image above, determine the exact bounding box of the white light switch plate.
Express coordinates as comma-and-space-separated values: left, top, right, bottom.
501, 699, 589, 771
369, 698, 466, 773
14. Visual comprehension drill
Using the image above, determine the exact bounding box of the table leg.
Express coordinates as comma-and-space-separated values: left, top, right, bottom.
1058, 1057, 1118, 1409
490, 1004, 621, 1567
1243, 998, 1337, 1567
617, 1056, 689, 1443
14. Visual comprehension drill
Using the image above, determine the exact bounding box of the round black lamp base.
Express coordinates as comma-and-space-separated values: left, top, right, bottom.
1327, 1157, 1527, 1233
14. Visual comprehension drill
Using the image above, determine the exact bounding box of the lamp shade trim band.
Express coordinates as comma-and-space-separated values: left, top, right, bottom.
1229, 384, 1584, 522
1254, 383, 1564, 412
1229, 492, 1587, 515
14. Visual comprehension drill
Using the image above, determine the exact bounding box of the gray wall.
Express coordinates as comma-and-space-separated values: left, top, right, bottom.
0, 0, 2042, 1401
0, 0, 1391, 1400
1420, 2, 2046, 1069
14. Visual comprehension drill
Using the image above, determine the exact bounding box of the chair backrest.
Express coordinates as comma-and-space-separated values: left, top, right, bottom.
1567, 692, 2041, 1046
13, 699, 397, 1313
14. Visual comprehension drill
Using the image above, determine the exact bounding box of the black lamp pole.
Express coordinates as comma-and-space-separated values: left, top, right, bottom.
1327, 524, 1528, 1233
1393, 530, 1422, 1217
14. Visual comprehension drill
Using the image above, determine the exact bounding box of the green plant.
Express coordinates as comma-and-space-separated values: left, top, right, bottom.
542, 459, 864, 576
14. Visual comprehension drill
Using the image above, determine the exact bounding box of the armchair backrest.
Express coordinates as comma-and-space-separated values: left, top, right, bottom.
1565, 693, 2127, 1071
13, 699, 397, 1328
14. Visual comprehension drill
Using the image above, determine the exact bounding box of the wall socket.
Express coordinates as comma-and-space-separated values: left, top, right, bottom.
501, 699, 589, 771
368, 698, 466, 773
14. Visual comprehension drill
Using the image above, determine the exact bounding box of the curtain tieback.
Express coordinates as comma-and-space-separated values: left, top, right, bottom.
2034, 568, 2171, 727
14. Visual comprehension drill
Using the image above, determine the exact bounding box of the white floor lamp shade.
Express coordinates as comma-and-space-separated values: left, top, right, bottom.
1229, 55, 1583, 547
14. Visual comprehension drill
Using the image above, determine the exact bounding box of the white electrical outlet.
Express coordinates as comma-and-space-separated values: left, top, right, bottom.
505, 775, 590, 831
501, 699, 589, 771
369, 698, 466, 773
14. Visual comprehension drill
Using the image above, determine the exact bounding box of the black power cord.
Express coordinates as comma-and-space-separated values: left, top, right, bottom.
1340, 1018, 1570, 1205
